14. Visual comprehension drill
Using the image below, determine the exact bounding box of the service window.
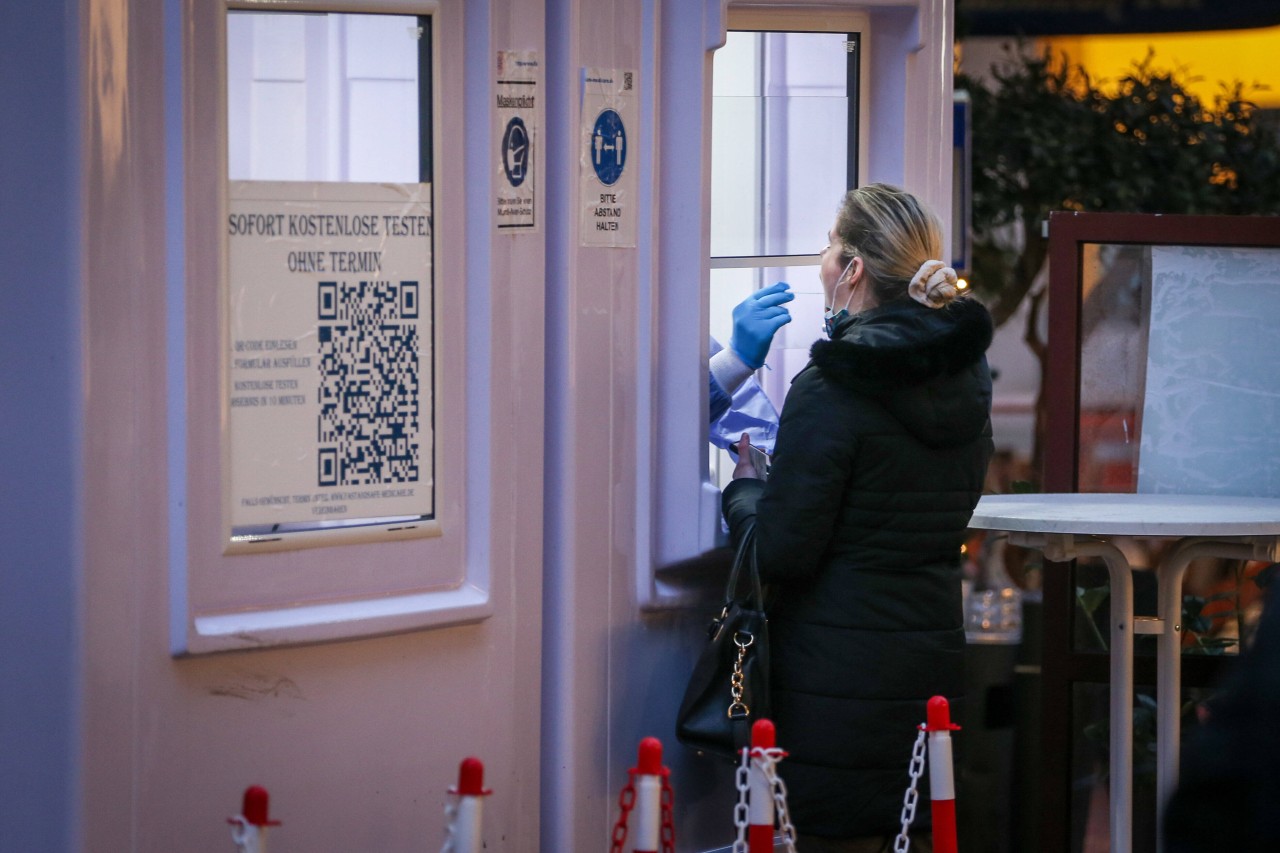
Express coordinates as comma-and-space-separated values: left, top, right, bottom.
225, 10, 434, 547
708, 27, 861, 486
172, 1, 478, 654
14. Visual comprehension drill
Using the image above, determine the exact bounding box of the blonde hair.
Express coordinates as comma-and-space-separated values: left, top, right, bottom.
833, 183, 958, 307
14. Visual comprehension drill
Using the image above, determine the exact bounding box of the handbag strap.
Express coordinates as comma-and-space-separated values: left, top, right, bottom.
723, 519, 765, 609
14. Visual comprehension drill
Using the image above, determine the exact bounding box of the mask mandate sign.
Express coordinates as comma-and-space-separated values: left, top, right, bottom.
495, 50, 538, 231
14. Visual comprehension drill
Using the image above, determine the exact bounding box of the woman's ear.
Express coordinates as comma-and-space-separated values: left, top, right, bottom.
845, 256, 864, 289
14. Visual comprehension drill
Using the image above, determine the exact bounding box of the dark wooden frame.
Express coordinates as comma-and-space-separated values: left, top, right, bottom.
1039, 210, 1280, 852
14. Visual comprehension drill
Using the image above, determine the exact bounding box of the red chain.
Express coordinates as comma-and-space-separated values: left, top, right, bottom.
609, 770, 636, 853
660, 769, 676, 853
610, 767, 676, 853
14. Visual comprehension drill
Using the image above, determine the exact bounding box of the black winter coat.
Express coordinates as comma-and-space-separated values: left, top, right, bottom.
722, 296, 994, 840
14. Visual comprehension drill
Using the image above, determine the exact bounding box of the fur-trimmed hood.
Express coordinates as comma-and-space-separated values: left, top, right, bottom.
807, 296, 994, 448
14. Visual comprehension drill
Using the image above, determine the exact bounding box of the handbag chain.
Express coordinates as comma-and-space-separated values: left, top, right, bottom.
727, 630, 754, 718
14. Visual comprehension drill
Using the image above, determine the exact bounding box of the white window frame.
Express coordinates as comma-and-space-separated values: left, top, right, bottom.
168, 0, 490, 654
707, 22, 866, 486
642, 6, 871, 609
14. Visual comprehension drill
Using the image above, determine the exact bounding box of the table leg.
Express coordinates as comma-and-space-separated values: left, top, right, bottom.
1044, 537, 1134, 853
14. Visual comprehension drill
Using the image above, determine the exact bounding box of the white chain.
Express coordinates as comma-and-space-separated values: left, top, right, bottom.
893, 728, 928, 853
732, 745, 800, 853
755, 748, 798, 853
439, 802, 456, 853
228, 818, 257, 853
732, 747, 751, 853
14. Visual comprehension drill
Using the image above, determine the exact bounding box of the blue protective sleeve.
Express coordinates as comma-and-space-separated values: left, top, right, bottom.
709, 372, 732, 424
708, 338, 780, 452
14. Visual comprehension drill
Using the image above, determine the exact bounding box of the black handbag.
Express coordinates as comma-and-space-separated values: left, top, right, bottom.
675, 521, 771, 759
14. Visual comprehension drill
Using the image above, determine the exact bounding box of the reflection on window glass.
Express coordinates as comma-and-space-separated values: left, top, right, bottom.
711, 31, 853, 258
1077, 243, 1149, 493
228, 11, 426, 183
1069, 681, 1217, 853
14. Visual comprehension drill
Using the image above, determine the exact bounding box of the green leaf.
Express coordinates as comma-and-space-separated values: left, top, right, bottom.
1077, 584, 1110, 616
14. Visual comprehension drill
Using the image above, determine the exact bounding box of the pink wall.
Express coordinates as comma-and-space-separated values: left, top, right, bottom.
80, 0, 544, 849
50, 0, 954, 849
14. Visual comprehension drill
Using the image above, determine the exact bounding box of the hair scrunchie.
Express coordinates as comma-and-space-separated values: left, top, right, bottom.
908, 260, 958, 308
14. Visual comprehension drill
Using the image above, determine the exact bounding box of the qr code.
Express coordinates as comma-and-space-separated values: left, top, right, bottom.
316, 280, 420, 487
623, 71, 633, 91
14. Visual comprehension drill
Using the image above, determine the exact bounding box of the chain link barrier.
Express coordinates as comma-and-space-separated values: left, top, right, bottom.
610, 772, 637, 853
731, 745, 799, 853
228, 818, 258, 853
732, 747, 751, 853
659, 773, 676, 852
438, 803, 457, 853
893, 727, 929, 853
755, 747, 798, 852
610, 766, 676, 853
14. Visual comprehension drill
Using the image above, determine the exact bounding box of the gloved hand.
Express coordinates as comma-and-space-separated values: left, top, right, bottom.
729, 281, 794, 369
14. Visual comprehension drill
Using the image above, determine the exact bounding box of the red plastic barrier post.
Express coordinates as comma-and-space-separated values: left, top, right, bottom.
612, 738, 673, 853
748, 719, 776, 853
227, 785, 281, 853
925, 697, 960, 853
632, 738, 664, 853
447, 757, 492, 853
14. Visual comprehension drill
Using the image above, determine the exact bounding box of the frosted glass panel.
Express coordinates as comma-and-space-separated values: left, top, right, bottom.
1075, 242, 1280, 497
1139, 246, 1280, 497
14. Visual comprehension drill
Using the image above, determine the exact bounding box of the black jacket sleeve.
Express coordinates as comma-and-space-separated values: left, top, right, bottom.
722, 476, 765, 551
722, 367, 859, 586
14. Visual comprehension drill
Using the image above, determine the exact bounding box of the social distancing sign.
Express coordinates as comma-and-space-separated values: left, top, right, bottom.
580, 67, 637, 247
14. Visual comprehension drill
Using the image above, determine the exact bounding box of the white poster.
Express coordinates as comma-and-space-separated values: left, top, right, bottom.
495, 50, 539, 231
226, 181, 434, 533
579, 67, 638, 247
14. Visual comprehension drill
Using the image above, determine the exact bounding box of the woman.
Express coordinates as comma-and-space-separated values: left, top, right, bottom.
722, 184, 994, 851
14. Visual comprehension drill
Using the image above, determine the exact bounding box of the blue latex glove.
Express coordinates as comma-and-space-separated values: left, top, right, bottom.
729, 282, 794, 369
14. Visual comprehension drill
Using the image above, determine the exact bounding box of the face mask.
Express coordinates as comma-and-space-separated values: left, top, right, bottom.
822, 257, 858, 337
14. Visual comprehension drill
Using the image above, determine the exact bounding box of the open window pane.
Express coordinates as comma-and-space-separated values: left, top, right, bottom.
709, 263, 823, 416
710, 31, 856, 258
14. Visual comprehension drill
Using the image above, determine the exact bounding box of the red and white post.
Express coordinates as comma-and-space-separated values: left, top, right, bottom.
925, 696, 960, 853
227, 785, 281, 853
631, 738, 665, 853
444, 757, 492, 853
748, 719, 778, 853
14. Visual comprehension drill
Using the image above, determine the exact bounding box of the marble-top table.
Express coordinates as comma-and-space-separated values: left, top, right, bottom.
969, 493, 1280, 853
